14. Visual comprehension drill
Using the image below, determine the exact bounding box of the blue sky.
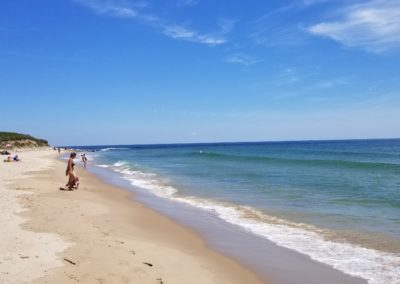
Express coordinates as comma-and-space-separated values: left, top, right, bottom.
1, 0, 399, 145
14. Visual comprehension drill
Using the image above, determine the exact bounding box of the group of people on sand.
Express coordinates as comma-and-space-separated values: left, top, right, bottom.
1, 149, 20, 162
54, 147, 68, 155
3, 154, 21, 162
64, 152, 87, 190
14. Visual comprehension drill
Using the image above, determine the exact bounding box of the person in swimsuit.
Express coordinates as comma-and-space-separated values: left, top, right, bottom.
66, 152, 79, 190
81, 154, 87, 168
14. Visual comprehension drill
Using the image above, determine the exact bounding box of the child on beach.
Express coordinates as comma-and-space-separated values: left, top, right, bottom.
65, 152, 79, 190
3, 156, 12, 162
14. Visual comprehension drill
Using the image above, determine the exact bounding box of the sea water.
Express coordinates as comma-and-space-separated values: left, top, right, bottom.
73, 139, 400, 283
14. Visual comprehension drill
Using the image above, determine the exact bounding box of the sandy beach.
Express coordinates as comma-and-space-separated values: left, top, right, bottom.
0, 150, 263, 284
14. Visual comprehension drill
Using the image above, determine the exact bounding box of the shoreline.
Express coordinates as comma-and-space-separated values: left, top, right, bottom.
86, 153, 369, 284
0, 149, 263, 283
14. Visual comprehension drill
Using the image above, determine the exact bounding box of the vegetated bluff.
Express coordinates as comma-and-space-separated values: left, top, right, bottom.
0, 132, 49, 148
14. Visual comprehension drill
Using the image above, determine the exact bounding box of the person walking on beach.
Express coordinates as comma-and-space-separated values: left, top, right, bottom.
58, 147, 61, 155
81, 154, 87, 168
65, 152, 79, 190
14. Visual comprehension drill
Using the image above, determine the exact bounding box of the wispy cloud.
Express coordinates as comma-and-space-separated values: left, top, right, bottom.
278, 67, 300, 84
248, 5, 309, 48
162, 18, 234, 46
225, 53, 260, 66
307, 0, 400, 52
250, 25, 309, 47
74, 0, 140, 18
162, 25, 226, 46
308, 78, 348, 91
273, 77, 348, 99
74, 0, 231, 46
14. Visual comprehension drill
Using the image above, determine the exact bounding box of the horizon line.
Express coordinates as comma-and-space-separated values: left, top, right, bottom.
60, 137, 400, 148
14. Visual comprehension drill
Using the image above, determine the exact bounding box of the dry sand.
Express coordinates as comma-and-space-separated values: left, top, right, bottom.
0, 150, 263, 284
0, 150, 69, 283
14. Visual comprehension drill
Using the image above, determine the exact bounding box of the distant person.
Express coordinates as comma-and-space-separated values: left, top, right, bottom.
65, 152, 79, 190
58, 147, 61, 155
13, 155, 21, 162
3, 156, 12, 162
81, 154, 87, 168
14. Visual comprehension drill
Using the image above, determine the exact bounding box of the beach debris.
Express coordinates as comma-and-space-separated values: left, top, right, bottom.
20, 256, 29, 259
129, 250, 135, 255
157, 278, 163, 284
143, 262, 153, 267
63, 258, 77, 265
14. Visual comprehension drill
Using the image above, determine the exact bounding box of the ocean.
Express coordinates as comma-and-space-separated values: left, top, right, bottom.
72, 139, 400, 284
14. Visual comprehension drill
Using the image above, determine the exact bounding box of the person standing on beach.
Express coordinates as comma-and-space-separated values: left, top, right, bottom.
81, 154, 87, 168
65, 152, 79, 190
58, 147, 61, 155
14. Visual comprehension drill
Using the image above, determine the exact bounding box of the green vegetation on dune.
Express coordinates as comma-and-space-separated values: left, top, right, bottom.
0, 132, 49, 147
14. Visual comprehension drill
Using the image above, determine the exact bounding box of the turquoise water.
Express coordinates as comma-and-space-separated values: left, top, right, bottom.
74, 139, 400, 283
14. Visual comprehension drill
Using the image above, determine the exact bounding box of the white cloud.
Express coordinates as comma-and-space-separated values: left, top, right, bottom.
74, 0, 231, 47
307, 0, 400, 52
162, 19, 233, 46
162, 25, 226, 46
225, 53, 260, 66
74, 0, 139, 18
217, 18, 236, 34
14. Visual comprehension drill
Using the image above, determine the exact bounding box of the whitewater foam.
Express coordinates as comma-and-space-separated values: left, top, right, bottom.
100, 147, 130, 152
113, 161, 128, 167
